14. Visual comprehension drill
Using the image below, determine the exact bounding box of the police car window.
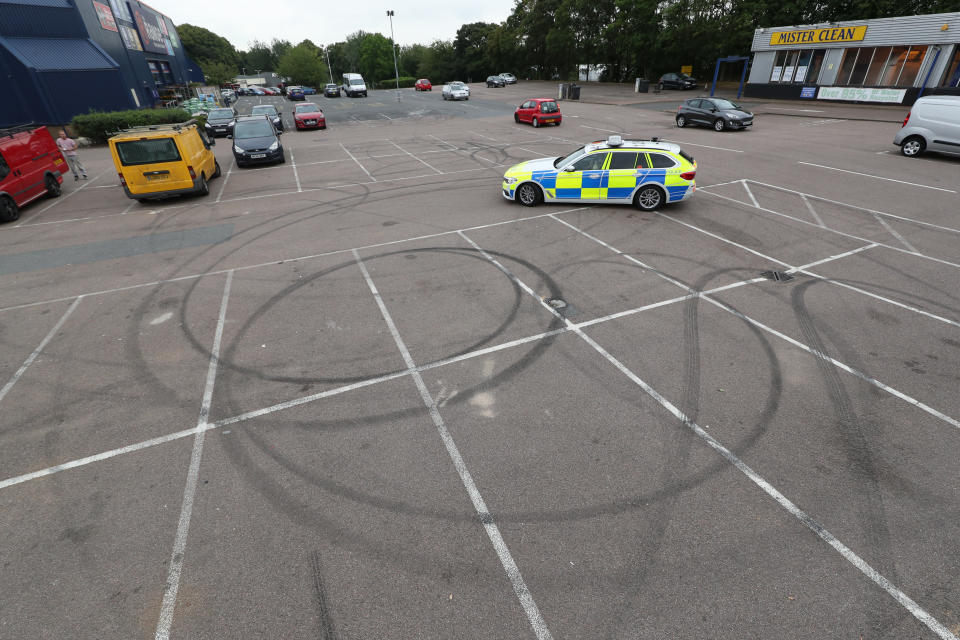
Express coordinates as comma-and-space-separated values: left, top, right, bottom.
0, 153, 8, 180
608, 153, 638, 170
636, 154, 650, 169
571, 153, 608, 171
648, 153, 676, 169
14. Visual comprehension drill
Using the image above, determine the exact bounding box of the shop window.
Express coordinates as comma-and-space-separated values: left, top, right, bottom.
770, 50, 789, 82
864, 47, 891, 86
897, 46, 928, 86
837, 48, 859, 85
881, 47, 909, 85
159, 61, 174, 85
849, 47, 874, 85
942, 47, 960, 88
779, 50, 799, 82
804, 50, 826, 84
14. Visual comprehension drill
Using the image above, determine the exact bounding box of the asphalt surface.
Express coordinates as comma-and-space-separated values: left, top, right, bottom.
1, 83, 959, 640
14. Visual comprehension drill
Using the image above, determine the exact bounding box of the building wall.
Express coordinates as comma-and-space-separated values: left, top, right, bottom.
752, 13, 960, 51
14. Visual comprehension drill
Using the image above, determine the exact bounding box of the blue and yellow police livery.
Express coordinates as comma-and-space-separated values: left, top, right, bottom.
502, 136, 697, 211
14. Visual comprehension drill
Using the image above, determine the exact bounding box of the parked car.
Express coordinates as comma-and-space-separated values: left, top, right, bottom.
287, 86, 305, 101
261, 87, 278, 95
486, 75, 505, 88
324, 83, 340, 97
248, 87, 265, 96
894, 95, 960, 158
250, 104, 284, 131
294, 103, 326, 130
514, 98, 562, 127
676, 97, 753, 131
499, 73, 517, 84
659, 72, 698, 90
301, 86, 317, 95
109, 120, 220, 202
415, 78, 432, 91
442, 82, 470, 100
501, 135, 696, 211
204, 107, 237, 137
0, 125, 66, 222
230, 115, 284, 167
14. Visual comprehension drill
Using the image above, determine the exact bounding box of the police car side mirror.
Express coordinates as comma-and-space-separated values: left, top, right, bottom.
562, 165, 575, 172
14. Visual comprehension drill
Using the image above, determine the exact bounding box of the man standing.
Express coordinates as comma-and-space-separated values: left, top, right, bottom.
56, 131, 87, 181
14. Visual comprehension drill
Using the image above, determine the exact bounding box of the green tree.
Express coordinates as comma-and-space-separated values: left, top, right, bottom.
205, 61, 237, 86
453, 22, 497, 80
271, 38, 293, 62
243, 40, 277, 72
358, 33, 394, 85
418, 40, 456, 82
177, 24, 240, 71
277, 43, 325, 87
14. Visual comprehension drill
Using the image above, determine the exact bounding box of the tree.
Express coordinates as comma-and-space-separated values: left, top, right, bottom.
271, 38, 293, 62
277, 43, 325, 87
177, 24, 240, 71
358, 33, 394, 85
419, 40, 456, 83
243, 40, 277, 72
454, 22, 498, 80
205, 61, 237, 86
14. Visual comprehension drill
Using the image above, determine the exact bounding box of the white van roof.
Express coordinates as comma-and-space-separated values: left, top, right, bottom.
915, 95, 960, 106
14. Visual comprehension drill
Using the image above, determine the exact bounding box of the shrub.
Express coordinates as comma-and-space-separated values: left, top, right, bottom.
71, 108, 195, 144
377, 76, 417, 89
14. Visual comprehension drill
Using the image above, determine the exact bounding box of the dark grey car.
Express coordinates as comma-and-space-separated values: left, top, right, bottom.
676, 97, 754, 131
486, 75, 505, 87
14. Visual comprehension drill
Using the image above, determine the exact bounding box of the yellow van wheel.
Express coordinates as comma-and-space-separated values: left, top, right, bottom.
213, 160, 222, 178
198, 175, 209, 195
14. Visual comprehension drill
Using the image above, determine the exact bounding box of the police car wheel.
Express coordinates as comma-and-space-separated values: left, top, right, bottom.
713, 118, 725, 132
901, 136, 925, 157
45, 175, 61, 198
676, 115, 686, 128
516, 183, 543, 207
0, 195, 20, 222
634, 186, 664, 211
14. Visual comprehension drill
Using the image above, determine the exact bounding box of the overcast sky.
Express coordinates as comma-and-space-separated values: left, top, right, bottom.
160, 0, 517, 50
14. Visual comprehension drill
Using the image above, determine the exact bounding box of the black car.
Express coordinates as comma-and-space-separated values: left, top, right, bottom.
676, 97, 754, 131
250, 104, 284, 131
486, 75, 505, 88
323, 83, 340, 97
230, 115, 284, 166
659, 72, 698, 90
204, 107, 236, 137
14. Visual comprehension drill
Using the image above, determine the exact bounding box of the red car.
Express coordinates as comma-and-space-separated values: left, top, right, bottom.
415, 78, 432, 91
0, 125, 66, 222
514, 98, 562, 127
261, 87, 278, 95
294, 102, 326, 130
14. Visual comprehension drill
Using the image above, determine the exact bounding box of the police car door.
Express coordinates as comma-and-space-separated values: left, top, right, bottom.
555, 152, 609, 200
606, 151, 643, 201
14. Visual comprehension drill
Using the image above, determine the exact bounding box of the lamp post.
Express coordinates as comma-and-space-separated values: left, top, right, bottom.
386, 10, 401, 102
325, 48, 334, 85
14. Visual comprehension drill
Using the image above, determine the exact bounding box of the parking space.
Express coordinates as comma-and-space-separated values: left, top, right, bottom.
2, 92, 959, 639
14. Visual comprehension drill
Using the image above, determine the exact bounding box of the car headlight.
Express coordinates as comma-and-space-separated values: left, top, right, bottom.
503, 176, 518, 185
234, 145, 243, 153
229, 120, 235, 127
268, 141, 279, 151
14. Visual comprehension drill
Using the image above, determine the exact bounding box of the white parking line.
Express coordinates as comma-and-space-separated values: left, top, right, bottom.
741, 180, 760, 208
15, 168, 109, 226
660, 138, 744, 153
290, 149, 302, 192
767, 107, 825, 113
580, 124, 621, 134
797, 162, 956, 193
353, 249, 554, 640
340, 142, 375, 181
388, 139, 442, 174
800, 194, 826, 227
215, 158, 234, 203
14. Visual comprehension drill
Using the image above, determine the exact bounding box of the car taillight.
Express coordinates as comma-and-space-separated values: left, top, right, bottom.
117, 172, 126, 187
680, 170, 696, 181
678, 104, 682, 112
187, 166, 196, 179
902, 111, 911, 127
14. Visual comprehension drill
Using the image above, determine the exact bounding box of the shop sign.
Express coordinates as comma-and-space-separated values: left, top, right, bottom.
92, 1, 117, 31
681, 65, 693, 75
800, 87, 816, 98
769, 26, 867, 46
133, 4, 170, 55
817, 87, 906, 103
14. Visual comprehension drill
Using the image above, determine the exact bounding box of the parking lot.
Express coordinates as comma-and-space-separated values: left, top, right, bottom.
1, 83, 959, 639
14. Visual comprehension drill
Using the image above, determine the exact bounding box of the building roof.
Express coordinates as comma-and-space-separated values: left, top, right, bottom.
5, 0, 71, 6
0, 36, 118, 71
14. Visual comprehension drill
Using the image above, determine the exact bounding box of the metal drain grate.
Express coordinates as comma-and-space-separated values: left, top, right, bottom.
760, 270, 795, 282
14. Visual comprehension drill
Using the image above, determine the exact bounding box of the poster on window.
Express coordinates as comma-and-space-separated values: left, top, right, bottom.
108, 0, 131, 21
817, 87, 906, 103
119, 24, 142, 51
794, 66, 808, 82
770, 66, 783, 81
782, 66, 795, 82
133, 4, 168, 54
164, 18, 180, 48
92, 1, 118, 31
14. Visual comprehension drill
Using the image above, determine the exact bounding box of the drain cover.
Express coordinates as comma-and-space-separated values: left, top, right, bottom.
760, 270, 795, 282
545, 297, 568, 310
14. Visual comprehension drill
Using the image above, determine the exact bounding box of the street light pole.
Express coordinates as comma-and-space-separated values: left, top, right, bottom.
325, 48, 334, 85
387, 10, 401, 102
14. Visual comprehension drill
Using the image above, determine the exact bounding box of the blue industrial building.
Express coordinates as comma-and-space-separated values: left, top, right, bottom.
0, 0, 202, 127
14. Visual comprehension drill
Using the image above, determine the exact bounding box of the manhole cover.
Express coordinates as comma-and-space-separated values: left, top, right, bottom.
760, 270, 795, 282
545, 297, 568, 310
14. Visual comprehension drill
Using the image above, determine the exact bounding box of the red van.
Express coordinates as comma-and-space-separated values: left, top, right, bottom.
0, 126, 67, 223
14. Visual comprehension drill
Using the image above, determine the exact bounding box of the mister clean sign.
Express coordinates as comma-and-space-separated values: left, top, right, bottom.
769, 26, 867, 46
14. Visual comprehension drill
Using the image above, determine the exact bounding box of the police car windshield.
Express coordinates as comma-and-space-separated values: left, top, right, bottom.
554, 147, 586, 168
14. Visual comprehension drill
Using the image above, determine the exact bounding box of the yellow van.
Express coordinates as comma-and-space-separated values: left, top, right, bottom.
109, 119, 221, 201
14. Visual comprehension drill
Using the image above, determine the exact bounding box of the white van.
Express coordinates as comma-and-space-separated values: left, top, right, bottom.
342, 73, 368, 98
894, 95, 960, 158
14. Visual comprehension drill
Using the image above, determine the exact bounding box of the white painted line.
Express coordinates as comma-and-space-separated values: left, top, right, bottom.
215, 158, 234, 203
154, 270, 233, 640
290, 149, 302, 192
388, 139, 442, 174
741, 180, 760, 208
352, 249, 554, 640
797, 162, 956, 193
15, 169, 108, 226
428, 133, 459, 150
0, 297, 81, 408
340, 142, 375, 181
579, 124, 621, 134
470, 131, 501, 142
697, 179, 748, 189
747, 179, 960, 235
800, 194, 826, 227
872, 211, 917, 253
792, 243, 879, 271
660, 138, 744, 153
460, 227, 960, 640
702, 189, 960, 270
767, 107, 825, 113
378, 112, 393, 120
120, 201, 136, 215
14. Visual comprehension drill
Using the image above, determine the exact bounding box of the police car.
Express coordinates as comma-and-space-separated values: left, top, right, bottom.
501, 136, 696, 211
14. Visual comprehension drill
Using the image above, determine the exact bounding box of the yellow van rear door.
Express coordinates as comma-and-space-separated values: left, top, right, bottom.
114, 136, 193, 194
